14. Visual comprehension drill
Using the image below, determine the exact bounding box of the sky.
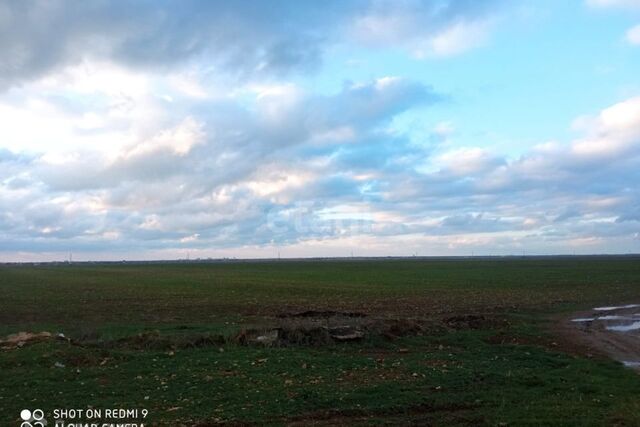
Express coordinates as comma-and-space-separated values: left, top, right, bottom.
1, 0, 640, 261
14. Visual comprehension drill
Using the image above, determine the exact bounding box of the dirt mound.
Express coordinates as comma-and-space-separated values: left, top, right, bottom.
378, 318, 427, 339
277, 310, 367, 319
234, 325, 362, 347
234, 317, 427, 347
121, 332, 225, 350
87, 331, 226, 351
0, 331, 67, 349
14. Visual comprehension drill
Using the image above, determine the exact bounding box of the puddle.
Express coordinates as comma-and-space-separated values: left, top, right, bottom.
578, 304, 640, 333
597, 315, 632, 320
594, 304, 640, 311
606, 322, 640, 332
571, 315, 632, 322
568, 303, 640, 373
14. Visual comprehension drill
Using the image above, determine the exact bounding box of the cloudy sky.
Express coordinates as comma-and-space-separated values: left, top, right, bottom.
1, 0, 640, 261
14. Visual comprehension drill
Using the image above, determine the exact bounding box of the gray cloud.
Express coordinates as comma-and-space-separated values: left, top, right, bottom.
0, 0, 499, 89
0, 1, 332, 86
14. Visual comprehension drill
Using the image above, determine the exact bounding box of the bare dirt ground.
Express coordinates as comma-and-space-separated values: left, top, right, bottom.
558, 304, 640, 370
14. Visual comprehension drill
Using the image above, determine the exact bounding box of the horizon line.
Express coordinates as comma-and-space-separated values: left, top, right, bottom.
3, 253, 640, 265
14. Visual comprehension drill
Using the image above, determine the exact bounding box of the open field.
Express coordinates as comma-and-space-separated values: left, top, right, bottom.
2, 257, 640, 426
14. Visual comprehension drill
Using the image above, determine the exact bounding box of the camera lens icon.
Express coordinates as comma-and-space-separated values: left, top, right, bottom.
20, 408, 45, 427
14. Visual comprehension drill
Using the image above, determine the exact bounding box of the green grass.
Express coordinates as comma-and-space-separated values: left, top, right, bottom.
1, 257, 640, 426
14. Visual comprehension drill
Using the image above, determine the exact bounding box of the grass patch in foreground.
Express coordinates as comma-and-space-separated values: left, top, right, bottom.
1, 316, 640, 426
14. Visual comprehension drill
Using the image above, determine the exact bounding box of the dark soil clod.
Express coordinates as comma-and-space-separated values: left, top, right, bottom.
444, 314, 502, 330
277, 310, 367, 319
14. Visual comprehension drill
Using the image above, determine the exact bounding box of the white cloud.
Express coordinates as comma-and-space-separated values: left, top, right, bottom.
436, 147, 503, 176
418, 20, 492, 58
626, 24, 640, 45
349, 1, 497, 58
122, 117, 205, 158
587, 0, 640, 8
180, 233, 200, 243
571, 96, 640, 157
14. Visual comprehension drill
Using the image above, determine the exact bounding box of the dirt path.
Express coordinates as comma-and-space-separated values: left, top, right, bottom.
558, 304, 640, 370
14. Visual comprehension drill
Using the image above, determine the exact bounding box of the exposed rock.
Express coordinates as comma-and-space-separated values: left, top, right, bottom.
328, 326, 364, 341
